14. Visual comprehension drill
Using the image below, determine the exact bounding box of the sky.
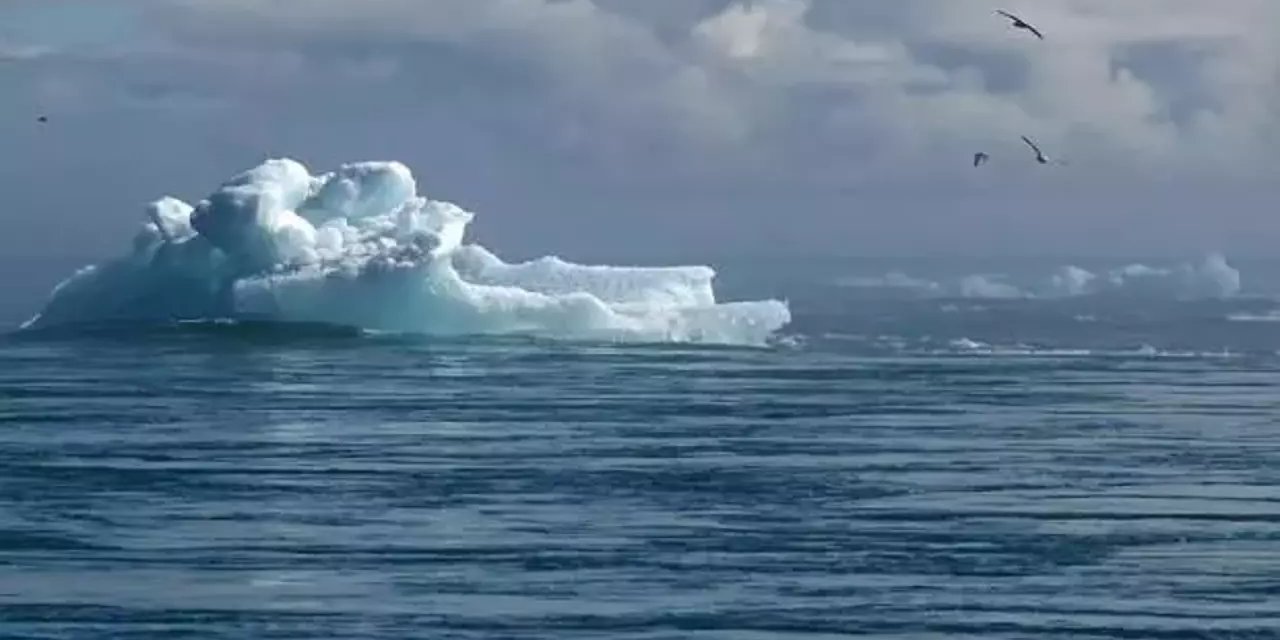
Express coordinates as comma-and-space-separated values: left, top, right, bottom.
1, 0, 1278, 268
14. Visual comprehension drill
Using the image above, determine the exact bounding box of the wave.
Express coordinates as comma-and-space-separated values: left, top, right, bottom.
9, 318, 367, 343
943, 337, 1240, 359
21, 159, 790, 345
835, 254, 1242, 300
817, 334, 1246, 359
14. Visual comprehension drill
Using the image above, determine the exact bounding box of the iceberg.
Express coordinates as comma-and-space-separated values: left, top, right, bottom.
22, 158, 790, 345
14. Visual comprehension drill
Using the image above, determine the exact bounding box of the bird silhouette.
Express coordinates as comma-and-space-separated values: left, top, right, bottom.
996, 10, 1044, 40
36, 115, 47, 123
1020, 136, 1051, 164
973, 152, 990, 167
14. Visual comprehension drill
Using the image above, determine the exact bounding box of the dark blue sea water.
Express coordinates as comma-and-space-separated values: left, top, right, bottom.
3, 257, 1280, 638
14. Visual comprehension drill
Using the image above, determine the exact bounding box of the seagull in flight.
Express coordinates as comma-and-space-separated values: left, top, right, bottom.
1020, 135, 1055, 165
996, 10, 1044, 40
973, 152, 990, 167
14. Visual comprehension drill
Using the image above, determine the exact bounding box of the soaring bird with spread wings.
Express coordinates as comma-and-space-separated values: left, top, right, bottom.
996, 10, 1044, 40
1021, 136, 1051, 165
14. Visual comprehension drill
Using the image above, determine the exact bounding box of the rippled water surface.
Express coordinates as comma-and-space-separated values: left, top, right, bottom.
4, 266, 1280, 637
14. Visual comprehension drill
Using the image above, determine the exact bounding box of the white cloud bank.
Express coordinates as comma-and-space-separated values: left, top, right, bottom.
3, 0, 1277, 261
148, 0, 1280, 180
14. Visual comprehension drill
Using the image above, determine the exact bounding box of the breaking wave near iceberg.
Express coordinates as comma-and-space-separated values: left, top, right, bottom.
22, 159, 790, 345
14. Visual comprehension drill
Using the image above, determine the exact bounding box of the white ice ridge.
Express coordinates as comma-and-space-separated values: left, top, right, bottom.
23, 158, 791, 345
836, 253, 1241, 300
957, 255, 1242, 299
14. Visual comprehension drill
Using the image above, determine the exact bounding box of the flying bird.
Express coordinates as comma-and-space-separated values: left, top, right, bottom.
1020, 135, 1049, 164
36, 115, 47, 123
996, 10, 1044, 40
973, 152, 990, 167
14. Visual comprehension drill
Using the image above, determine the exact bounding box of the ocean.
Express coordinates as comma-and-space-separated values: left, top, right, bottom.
3, 255, 1280, 638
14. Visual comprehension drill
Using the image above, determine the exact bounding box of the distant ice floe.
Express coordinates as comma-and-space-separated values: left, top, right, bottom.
836, 253, 1242, 301
23, 158, 790, 345
1226, 310, 1280, 323
835, 271, 942, 294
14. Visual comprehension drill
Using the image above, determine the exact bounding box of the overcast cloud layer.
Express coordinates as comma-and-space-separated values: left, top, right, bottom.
1, 0, 1278, 261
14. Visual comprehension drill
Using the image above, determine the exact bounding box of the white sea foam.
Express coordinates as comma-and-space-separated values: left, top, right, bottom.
936, 338, 1233, 359
23, 158, 790, 345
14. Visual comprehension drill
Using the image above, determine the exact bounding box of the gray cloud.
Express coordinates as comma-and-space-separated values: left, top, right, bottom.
1, 0, 1278, 263
145, 0, 1280, 181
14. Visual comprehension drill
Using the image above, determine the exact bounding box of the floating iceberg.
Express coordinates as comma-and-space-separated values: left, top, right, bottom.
23, 159, 790, 345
